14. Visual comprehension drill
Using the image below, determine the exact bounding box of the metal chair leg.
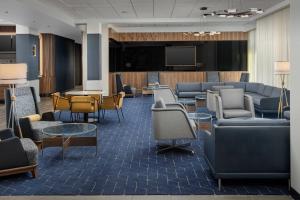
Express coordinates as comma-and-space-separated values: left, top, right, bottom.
120, 108, 125, 119
58, 111, 62, 120
116, 108, 120, 123
218, 178, 222, 191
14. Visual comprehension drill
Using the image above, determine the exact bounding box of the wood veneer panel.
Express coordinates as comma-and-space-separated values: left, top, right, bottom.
39, 34, 56, 96
108, 71, 244, 93
110, 32, 248, 42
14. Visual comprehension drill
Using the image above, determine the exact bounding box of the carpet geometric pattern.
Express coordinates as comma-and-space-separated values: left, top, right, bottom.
0, 96, 289, 195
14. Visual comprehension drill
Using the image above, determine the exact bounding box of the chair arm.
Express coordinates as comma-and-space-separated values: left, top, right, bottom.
166, 103, 186, 111
0, 137, 29, 170
41, 112, 56, 121
244, 95, 255, 117
215, 95, 223, 119
260, 97, 280, 111
0, 128, 14, 140
283, 106, 290, 112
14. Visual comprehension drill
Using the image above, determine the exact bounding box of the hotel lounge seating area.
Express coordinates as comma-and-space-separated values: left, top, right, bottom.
0, 1, 300, 200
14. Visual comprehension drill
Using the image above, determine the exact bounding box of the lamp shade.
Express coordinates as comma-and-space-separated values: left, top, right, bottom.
274, 61, 290, 75
0, 63, 27, 84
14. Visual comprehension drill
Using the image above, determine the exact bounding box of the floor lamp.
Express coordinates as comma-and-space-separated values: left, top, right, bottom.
0, 63, 28, 137
274, 61, 290, 118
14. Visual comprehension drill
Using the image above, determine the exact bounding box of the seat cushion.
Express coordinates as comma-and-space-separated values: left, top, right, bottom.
20, 138, 38, 165
257, 84, 266, 96
223, 109, 253, 119
247, 93, 265, 106
154, 98, 166, 109
224, 82, 246, 90
31, 121, 63, 141
202, 82, 224, 91
212, 85, 234, 91
220, 89, 244, 109
271, 87, 281, 97
245, 83, 262, 93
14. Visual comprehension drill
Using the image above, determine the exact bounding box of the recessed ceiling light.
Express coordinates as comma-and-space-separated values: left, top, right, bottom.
4, 11, 8, 14
121, 11, 128, 14
200, 7, 208, 11
219, 14, 226, 18
227, 8, 237, 13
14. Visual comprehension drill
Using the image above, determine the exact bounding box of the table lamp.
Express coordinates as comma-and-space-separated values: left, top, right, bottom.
0, 63, 27, 135
274, 61, 290, 118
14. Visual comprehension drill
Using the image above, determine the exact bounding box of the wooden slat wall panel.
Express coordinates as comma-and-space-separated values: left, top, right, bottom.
0, 85, 8, 102
39, 34, 56, 96
109, 71, 244, 93
109, 31, 248, 42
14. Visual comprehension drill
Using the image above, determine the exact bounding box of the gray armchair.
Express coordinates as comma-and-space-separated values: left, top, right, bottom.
0, 129, 38, 177
153, 88, 177, 104
215, 89, 255, 119
151, 98, 197, 154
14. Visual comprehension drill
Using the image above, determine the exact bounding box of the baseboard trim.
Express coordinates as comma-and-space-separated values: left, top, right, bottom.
291, 187, 300, 200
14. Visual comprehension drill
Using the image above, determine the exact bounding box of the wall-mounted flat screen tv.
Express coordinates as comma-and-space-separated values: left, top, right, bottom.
165, 46, 196, 66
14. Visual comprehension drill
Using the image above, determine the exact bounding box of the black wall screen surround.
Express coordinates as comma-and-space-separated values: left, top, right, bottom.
165, 46, 196, 66
109, 40, 247, 72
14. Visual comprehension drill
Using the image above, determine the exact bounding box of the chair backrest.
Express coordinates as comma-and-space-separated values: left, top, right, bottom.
206, 71, 220, 82
115, 74, 124, 93
70, 96, 95, 113
153, 88, 176, 104
147, 72, 159, 85
240, 72, 249, 82
5, 87, 39, 125
219, 88, 245, 109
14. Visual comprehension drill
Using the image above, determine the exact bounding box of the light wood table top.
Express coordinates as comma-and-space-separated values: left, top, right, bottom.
65, 90, 104, 96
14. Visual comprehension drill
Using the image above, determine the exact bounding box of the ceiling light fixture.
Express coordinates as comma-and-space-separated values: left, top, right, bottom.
202, 0, 263, 19
184, 31, 221, 37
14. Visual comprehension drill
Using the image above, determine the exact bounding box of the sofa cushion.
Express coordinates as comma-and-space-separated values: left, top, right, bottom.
217, 118, 290, 126
211, 85, 234, 91
247, 93, 265, 106
225, 82, 246, 90
270, 87, 281, 97
263, 85, 274, 97
176, 83, 202, 92
20, 138, 38, 165
178, 92, 204, 98
220, 89, 244, 109
245, 83, 262, 93
202, 82, 224, 91
257, 84, 265, 95
223, 109, 253, 119
207, 72, 220, 82
154, 97, 166, 109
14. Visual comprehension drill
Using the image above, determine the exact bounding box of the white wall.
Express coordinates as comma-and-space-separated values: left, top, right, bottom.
290, 0, 300, 194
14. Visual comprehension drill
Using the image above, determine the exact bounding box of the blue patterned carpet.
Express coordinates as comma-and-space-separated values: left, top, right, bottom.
0, 96, 288, 195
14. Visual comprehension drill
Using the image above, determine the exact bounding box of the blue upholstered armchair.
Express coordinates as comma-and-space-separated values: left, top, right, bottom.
0, 129, 38, 177
5, 87, 62, 146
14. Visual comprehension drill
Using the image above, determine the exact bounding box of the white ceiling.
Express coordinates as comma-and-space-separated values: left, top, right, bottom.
36, 0, 286, 19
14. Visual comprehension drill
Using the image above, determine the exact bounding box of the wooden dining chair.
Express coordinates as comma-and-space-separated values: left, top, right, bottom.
100, 92, 125, 122
51, 92, 71, 119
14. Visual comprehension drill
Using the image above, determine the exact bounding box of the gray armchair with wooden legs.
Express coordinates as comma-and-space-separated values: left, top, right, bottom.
151, 98, 197, 154
0, 129, 38, 178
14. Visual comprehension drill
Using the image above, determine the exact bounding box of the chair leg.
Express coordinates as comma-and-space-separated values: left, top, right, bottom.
58, 111, 62, 120
116, 108, 120, 123
120, 108, 125, 119
98, 110, 101, 123
156, 140, 194, 154
70, 112, 73, 122
31, 166, 37, 178
218, 178, 222, 191
102, 110, 106, 119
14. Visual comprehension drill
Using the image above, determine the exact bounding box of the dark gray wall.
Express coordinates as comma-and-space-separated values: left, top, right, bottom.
55, 35, 75, 92
16, 34, 39, 80
87, 34, 101, 80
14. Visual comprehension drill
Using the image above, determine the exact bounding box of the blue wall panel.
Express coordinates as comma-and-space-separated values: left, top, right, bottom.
87, 34, 101, 80
55, 35, 75, 92
16, 34, 39, 80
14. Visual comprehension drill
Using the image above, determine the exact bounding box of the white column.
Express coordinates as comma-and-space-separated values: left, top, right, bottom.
290, 0, 300, 194
100, 24, 109, 96
15, 24, 40, 102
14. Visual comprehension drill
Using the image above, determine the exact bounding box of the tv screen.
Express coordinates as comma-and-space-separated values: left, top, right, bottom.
165, 46, 196, 66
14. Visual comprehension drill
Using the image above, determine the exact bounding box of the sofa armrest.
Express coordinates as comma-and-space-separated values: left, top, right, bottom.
0, 137, 29, 170
260, 97, 280, 110
0, 129, 14, 140
244, 95, 255, 117
166, 103, 186, 111
41, 112, 56, 121
19, 117, 40, 141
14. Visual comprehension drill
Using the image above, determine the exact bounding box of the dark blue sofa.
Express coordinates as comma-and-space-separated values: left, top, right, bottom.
204, 119, 290, 190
